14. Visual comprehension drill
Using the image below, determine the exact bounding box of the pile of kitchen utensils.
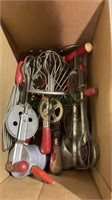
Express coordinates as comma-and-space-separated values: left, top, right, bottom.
2, 43, 100, 183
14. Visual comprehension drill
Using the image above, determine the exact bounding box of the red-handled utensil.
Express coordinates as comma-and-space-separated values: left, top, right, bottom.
15, 60, 24, 85
31, 166, 54, 184
5, 161, 29, 173
79, 64, 98, 97
50, 137, 62, 175
64, 43, 93, 62
25, 138, 32, 145
40, 97, 52, 155
79, 63, 85, 72
84, 87, 98, 97
40, 127, 52, 154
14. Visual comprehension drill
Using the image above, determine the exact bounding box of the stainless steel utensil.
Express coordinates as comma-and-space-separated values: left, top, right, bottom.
77, 58, 100, 169
50, 122, 62, 175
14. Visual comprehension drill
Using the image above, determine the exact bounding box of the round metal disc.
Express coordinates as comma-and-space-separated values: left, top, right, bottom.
6, 104, 39, 139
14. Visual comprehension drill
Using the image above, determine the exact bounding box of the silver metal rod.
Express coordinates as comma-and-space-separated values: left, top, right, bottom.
59, 89, 68, 100
53, 77, 65, 91
61, 84, 68, 91
50, 55, 57, 76
55, 67, 69, 90
54, 63, 66, 88
53, 60, 63, 81
51, 53, 63, 80
58, 70, 70, 91
29, 89, 67, 95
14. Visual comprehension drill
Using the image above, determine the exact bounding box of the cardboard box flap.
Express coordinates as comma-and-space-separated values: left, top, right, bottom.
1, 0, 103, 52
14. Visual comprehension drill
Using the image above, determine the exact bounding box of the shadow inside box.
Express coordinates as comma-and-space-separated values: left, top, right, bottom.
43, 169, 102, 200
28, 166, 101, 199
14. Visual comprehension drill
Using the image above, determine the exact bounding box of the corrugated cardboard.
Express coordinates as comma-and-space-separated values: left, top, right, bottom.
89, 0, 112, 198
0, 0, 111, 199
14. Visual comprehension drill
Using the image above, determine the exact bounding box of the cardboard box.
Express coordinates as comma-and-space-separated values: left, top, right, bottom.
0, 0, 111, 199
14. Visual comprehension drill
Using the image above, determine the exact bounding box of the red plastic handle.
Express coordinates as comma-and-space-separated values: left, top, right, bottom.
84, 87, 98, 97
31, 166, 54, 184
40, 127, 52, 154
15, 60, 24, 85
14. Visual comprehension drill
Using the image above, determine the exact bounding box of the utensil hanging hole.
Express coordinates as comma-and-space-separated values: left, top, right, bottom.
19, 112, 23, 116
29, 118, 33, 122
13, 121, 18, 126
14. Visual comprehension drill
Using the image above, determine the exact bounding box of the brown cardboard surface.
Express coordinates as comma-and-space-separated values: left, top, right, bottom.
0, 0, 112, 199
92, 167, 112, 199
38, 170, 101, 200
0, 26, 17, 183
1, 0, 103, 52
0, 170, 101, 200
0, 176, 43, 200
89, 0, 112, 195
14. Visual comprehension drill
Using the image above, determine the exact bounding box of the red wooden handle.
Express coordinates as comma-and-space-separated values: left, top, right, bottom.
84, 87, 98, 97
40, 127, 52, 154
64, 51, 74, 62
50, 146, 62, 175
25, 138, 32, 145
15, 60, 24, 85
31, 166, 54, 184
6, 161, 29, 173
79, 63, 85, 71
76, 43, 92, 56
64, 43, 93, 62
13, 161, 29, 172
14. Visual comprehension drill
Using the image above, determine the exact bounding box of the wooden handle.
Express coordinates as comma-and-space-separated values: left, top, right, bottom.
64, 43, 93, 62
5, 161, 29, 173
31, 166, 54, 184
64, 51, 74, 62
79, 63, 85, 72
15, 60, 24, 85
25, 138, 32, 145
84, 87, 98, 97
76, 43, 92, 56
40, 127, 52, 154
50, 145, 62, 175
